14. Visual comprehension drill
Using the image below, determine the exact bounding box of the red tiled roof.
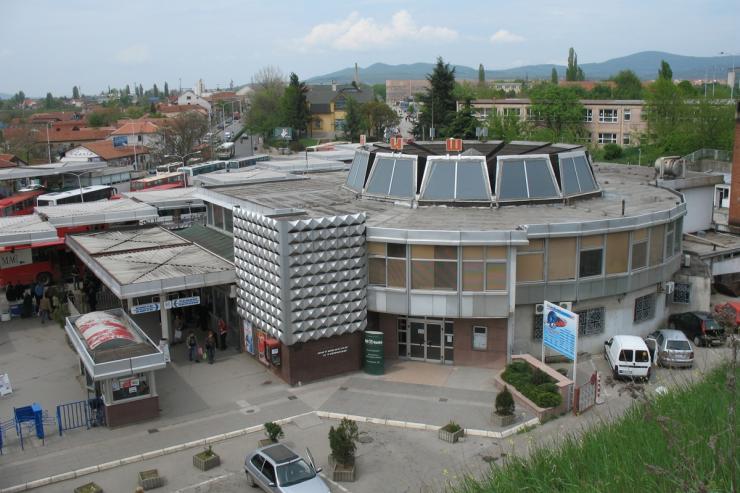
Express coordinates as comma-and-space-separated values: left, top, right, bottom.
157, 104, 208, 115
111, 121, 160, 135
0, 159, 17, 169
2, 126, 114, 143
77, 140, 150, 161
29, 112, 82, 123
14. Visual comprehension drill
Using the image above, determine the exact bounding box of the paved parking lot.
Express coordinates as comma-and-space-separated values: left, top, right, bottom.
0, 314, 733, 492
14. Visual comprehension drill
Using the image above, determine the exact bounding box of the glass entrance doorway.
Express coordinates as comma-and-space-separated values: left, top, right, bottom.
401, 318, 453, 363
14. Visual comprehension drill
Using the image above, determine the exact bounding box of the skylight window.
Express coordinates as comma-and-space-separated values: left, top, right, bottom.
364, 154, 416, 199
420, 157, 490, 201
496, 156, 560, 201
345, 150, 370, 191
558, 152, 598, 195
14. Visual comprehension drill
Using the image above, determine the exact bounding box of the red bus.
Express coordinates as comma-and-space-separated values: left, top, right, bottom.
0, 240, 65, 286
131, 172, 186, 192
0, 190, 45, 217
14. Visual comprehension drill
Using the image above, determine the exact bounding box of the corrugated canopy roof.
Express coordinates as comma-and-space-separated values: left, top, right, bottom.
0, 214, 58, 247
36, 198, 159, 227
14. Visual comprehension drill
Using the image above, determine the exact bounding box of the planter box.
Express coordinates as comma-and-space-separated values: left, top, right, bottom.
193, 451, 221, 471
438, 427, 464, 443
74, 483, 102, 493
138, 469, 164, 490
332, 463, 356, 482
258, 438, 276, 447
492, 413, 516, 427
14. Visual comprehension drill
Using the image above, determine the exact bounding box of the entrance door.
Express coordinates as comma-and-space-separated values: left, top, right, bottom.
405, 319, 445, 363
425, 323, 442, 361
409, 321, 425, 359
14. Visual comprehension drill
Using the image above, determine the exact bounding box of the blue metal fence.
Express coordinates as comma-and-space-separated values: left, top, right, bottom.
56, 399, 104, 436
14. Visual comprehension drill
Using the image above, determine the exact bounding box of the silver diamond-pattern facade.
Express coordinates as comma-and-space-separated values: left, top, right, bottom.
286, 214, 367, 342
233, 207, 368, 345
233, 208, 283, 339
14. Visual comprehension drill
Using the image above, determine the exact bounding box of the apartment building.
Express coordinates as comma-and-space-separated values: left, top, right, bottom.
464, 99, 647, 147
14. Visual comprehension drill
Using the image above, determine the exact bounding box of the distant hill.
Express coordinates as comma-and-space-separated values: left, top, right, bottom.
307, 51, 734, 84
0, 93, 12, 100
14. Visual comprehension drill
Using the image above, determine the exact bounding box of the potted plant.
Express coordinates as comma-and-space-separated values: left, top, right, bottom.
137, 469, 164, 490
259, 421, 284, 446
328, 418, 359, 482
438, 420, 464, 443
193, 445, 220, 471
73, 483, 103, 493
493, 386, 517, 427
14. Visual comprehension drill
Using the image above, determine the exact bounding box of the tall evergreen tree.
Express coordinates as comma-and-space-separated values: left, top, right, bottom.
124, 84, 131, 96
45, 92, 55, 109
414, 57, 456, 139
72, 86, 80, 99
566, 48, 585, 81
164, 82, 169, 97
478, 64, 485, 86
279, 72, 310, 138
342, 96, 363, 142
153, 84, 159, 97
445, 99, 478, 139
551, 68, 558, 84
139, 84, 144, 98
658, 60, 673, 81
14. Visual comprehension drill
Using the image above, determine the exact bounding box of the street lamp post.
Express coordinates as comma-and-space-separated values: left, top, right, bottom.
720, 51, 737, 100
46, 123, 51, 163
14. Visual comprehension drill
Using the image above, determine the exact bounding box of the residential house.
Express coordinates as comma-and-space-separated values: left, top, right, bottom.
156, 104, 209, 119
307, 83, 375, 139
62, 140, 150, 168
109, 121, 162, 147
462, 98, 647, 147
2, 124, 114, 161
177, 90, 211, 113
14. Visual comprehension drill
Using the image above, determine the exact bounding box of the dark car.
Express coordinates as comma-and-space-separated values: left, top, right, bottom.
667, 311, 724, 347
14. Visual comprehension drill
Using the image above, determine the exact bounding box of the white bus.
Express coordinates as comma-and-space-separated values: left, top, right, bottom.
226, 154, 270, 170
216, 142, 235, 160
36, 185, 117, 206
177, 160, 227, 185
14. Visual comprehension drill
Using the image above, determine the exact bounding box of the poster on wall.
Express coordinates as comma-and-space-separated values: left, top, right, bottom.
542, 300, 578, 361
256, 330, 267, 365
243, 320, 254, 355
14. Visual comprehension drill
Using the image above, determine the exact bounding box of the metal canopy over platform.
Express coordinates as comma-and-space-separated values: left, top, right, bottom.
36, 198, 159, 227
0, 162, 107, 180
66, 226, 235, 298
124, 187, 204, 211
0, 214, 59, 247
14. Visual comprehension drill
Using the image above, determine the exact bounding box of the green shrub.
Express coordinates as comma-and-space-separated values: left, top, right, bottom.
537, 383, 558, 394
502, 361, 562, 409
531, 368, 553, 385
495, 386, 515, 416
329, 418, 359, 466
534, 391, 562, 408
507, 360, 531, 375
603, 143, 623, 160
264, 421, 284, 442
442, 420, 462, 433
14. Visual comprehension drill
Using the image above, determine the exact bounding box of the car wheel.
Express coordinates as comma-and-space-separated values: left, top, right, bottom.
36, 271, 52, 285
245, 471, 257, 488
693, 336, 702, 347
612, 366, 619, 380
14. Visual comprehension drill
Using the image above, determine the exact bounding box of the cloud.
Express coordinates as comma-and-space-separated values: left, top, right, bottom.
300, 10, 458, 51
115, 44, 151, 64
490, 30, 525, 44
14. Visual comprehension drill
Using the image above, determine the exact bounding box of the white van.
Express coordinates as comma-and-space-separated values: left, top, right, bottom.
604, 335, 652, 380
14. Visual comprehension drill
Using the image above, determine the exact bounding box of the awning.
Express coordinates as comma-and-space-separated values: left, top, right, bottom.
36, 197, 159, 227
0, 162, 107, 181
0, 214, 59, 247
66, 226, 235, 298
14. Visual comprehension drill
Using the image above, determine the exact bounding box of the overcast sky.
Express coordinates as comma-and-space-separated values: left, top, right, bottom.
1, 0, 737, 96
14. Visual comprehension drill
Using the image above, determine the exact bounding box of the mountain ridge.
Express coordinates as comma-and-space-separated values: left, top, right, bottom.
307, 51, 734, 85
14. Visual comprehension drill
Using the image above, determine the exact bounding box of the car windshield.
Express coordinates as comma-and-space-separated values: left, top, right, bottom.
704, 319, 720, 332
277, 459, 315, 487
635, 350, 650, 362
667, 340, 691, 350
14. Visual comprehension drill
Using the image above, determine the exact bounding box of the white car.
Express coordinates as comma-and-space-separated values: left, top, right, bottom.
604, 335, 651, 380
224, 131, 233, 141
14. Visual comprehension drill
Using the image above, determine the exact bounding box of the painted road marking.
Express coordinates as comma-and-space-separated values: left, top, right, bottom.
174, 473, 233, 493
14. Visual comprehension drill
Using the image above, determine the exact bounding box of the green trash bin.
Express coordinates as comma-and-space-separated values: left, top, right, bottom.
363, 330, 384, 375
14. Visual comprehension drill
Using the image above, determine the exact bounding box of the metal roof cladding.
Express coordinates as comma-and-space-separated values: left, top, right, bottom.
35, 197, 159, 227
0, 214, 59, 247
0, 161, 107, 180
65, 226, 235, 298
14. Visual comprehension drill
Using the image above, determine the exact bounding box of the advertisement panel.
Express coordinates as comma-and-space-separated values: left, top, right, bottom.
542, 301, 578, 361
363, 331, 384, 375
112, 136, 128, 148
0, 249, 32, 269
243, 320, 254, 354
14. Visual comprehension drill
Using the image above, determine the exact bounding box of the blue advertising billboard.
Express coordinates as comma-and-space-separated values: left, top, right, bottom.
112, 136, 128, 148
543, 301, 578, 361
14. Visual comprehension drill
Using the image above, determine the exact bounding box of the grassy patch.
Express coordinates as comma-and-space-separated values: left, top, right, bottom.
299, 137, 319, 147
515, 423, 537, 435
455, 364, 738, 493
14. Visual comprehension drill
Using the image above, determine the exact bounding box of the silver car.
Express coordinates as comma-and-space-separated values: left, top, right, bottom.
244, 443, 329, 493
645, 329, 694, 368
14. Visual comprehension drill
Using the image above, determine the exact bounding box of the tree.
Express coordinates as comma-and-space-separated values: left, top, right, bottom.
414, 57, 457, 139
677, 80, 698, 98
566, 48, 585, 81
528, 84, 586, 142
154, 112, 208, 166
478, 64, 486, 86
124, 85, 131, 96
164, 82, 169, 98
153, 84, 159, 97
342, 96, 363, 142
551, 68, 558, 84
139, 84, 144, 98
612, 70, 643, 99
371, 83, 386, 101
328, 418, 359, 466
72, 86, 80, 99
658, 60, 673, 81
7, 127, 43, 163
12, 91, 26, 107
362, 100, 399, 140
445, 99, 478, 139
589, 84, 613, 99
45, 92, 55, 109
245, 66, 286, 140
280, 73, 310, 139
488, 111, 527, 142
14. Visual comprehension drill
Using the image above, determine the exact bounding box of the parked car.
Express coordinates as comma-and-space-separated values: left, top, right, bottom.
224, 131, 233, 141
244, 443, 328, 493
604, 335, 652, 380
644, 329, 694, 368
667, 311, 724, 347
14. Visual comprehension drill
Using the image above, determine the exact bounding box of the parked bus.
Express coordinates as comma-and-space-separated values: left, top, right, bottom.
226, 154, 270, 170
0, 190, 45, 217
0, 242, 66, 287
156, 162, 183, 175
177, 160, 226, 185
36, 185, 117, 207
216, 142, 235, 160
131, 172, 186, 192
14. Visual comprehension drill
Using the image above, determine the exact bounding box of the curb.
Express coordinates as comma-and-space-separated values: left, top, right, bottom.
0, 410, 525, 492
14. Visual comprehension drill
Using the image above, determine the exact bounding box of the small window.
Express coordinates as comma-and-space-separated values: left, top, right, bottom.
261, 461, 276, 483
635, 350, 650, 363
583, 109, 593, 122
598, 133, 618, 144
634, 293, 656, 323
673, 282, 691, 304
622, 133, 631, 145
472, 326, 487, 350
599, 109, 618, 123
618, 349, 633, 362
251, 455, 265, 470
623, 109, 631, 121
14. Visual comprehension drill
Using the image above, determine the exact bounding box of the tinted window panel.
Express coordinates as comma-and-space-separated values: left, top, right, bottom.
573, 155, 597, 192
498, 160, 527, 200
366, 157, 394, 194
389, 158, 414, 198
525, 158, 558, 198
560, 157, 580, 195
456, 160, 489, 200
421, 161, 455, 200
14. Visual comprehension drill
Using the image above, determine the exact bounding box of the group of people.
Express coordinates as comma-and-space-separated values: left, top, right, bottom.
4, 280, 61, 322
184, 317, 229, 365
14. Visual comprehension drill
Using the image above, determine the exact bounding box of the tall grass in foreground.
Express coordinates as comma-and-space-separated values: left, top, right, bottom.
454, 365, 738, 493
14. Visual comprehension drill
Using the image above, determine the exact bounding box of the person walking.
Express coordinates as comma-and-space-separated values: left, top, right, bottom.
21, 290, 33, 318
218, 318, 228, 350
205, 330, 216, 364
38, 294, 51, 324
186, 331, 199, 363
33, 281, 45, 315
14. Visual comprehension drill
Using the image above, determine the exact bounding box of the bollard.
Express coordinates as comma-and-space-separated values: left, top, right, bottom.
595, 371, 605, 405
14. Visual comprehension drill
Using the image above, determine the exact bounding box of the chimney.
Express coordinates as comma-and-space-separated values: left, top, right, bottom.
730, 101, 740, 227
354, 63, 360, 85
331, 80, 337, 92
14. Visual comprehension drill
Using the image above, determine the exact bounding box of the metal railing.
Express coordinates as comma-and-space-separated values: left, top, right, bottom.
681, 148, 732, 163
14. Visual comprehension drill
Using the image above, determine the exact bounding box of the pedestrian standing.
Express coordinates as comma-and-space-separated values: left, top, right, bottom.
33, 282, 44, 315
218, 318, 228, 350
21, 290, 33, 318
39, 294, 51, 324
205, 331, 216, 364
71, 264, 80, 290
186, 331, 199, 362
